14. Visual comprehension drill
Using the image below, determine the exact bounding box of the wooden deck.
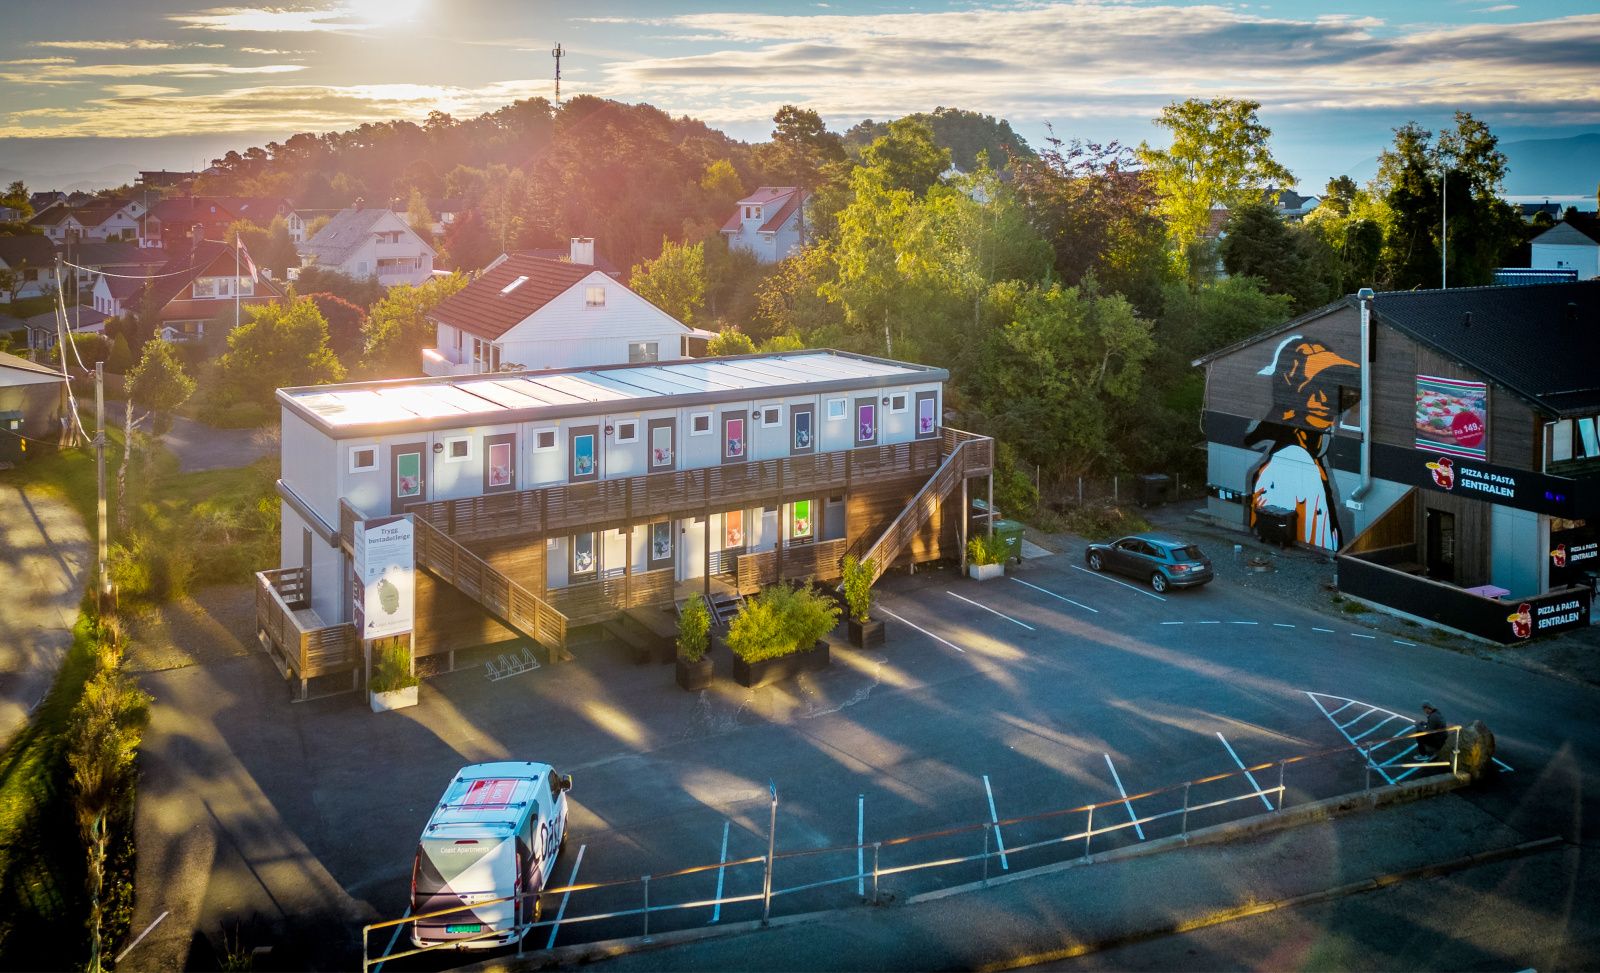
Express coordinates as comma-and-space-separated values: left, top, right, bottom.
254, 567, 359, 700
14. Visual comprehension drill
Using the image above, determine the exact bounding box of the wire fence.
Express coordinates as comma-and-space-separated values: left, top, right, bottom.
360, 725, 1465, 969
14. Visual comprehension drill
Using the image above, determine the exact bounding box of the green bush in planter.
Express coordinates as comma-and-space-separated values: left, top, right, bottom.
726, 584, 840, 663
677, 595, 711, 662
370, 641, 419, 693
967, 533, 1009, 566
840, 554, 875, 624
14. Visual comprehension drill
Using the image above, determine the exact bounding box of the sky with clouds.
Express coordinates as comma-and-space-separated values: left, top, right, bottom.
1, 0, 1597, 190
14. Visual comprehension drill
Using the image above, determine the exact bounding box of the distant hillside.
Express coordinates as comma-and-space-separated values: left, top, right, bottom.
1337, 131, 1599, 198
843, 107, 1033, 172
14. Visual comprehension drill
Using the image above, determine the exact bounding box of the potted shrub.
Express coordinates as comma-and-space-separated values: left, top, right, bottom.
675, 595, 714, 691
369, 640, 419, 712
841, 555, 885, 648
727, 583, 840, 689
967, 534, 1007, 581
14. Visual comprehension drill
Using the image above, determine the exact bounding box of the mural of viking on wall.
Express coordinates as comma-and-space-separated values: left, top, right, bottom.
1244, 336, 1359, 550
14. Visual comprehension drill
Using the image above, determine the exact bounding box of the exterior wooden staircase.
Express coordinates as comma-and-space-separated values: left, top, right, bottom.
854, 428, 994, 585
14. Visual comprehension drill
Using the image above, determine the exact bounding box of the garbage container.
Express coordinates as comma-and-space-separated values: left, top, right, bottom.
990, 519, 1026, 565
1255, 505, 1295, 548
1135, 473, 1171, 507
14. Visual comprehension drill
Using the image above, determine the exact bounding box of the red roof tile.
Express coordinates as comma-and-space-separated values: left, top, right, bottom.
428, 254, 598, 340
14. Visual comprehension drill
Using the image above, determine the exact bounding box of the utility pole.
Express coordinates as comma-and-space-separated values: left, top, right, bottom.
552, 43, 564, 103
95, 360, 108, 613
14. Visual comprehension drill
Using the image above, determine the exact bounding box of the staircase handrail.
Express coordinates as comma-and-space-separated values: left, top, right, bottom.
857, 432, 987, 585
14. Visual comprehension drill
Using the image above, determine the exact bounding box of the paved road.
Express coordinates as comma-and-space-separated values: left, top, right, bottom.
101, 400, 273, 473
0, 480, 87, 750
125, 542, 1600, 970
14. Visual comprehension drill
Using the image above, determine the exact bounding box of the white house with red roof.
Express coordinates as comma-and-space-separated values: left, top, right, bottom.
423, 238, 699, 376
719, 187, 808, 264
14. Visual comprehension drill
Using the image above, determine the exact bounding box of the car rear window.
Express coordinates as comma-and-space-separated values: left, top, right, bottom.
1172, 545, 1205, 561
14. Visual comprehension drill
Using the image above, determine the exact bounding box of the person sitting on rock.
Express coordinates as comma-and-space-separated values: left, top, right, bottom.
1414, 701, 1446, 760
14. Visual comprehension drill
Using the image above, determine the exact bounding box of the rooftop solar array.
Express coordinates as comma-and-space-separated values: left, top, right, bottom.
283, 352, 935, 429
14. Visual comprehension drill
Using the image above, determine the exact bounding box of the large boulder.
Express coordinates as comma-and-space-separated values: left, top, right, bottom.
1455, 720, 1497, 781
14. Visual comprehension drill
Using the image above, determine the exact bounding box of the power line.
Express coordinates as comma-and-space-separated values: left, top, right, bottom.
58, 258, 204, 280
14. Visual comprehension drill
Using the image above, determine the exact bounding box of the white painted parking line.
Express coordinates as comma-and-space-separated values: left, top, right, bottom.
709, 824, 729, 924
1198, 620, 1221, 625
857, 795, 865, 897
1327, 700, 1356, 717
1351, 714, 1403, 742
946, 590, 1036, 631
878, 607, 965, 653
1393, 640, 1417, 646
1010, 577, 1099, 613
546, 843, 587, 947
1351, 633, 1378, 639
1312, 627, 1335, 633
982, 775, 1010, 870
1230, 621, 1259, 625
1307, 692, 1518, 779
116, 911, 168, 965
1274, 623, 1296, 628
1216, 732, 1275, 811
1071, 564, 1168, 601
1339, 706, 1379, 731
1161, 621, 1185, 625
1102, 754, 1146, 841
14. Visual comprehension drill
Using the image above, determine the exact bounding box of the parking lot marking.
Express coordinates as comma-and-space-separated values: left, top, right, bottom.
877, 607, 965, 653
1309, 691, 1517, 776
1230, 621, 1259, 625
547, 843, 587, 947
1351, 714, 1402, 741
1198, 620, 1221, 625
1216, 732, 1275, 811
1393, 639, 1418, 646
983, 775, 1010, 870
1010, 577, 1099, 613
1312, 627, 1335, 633
1339, 706, 1379, 731
946, 590, 1036, 631
710, 823, 730, 924
1351, 633, 1378, 639
857, 795, 865, 897
1071, 564, 1168, 602
1103, 754, 1146, 841
1274, 623, 1297, 628
1161, 621, 1185, 625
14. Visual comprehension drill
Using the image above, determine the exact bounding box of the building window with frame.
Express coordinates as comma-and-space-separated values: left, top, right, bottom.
648, 521, 673, 568
889, 393, 908, 414
827, 398, 846, 421
690, 413, 712, 436
628, 341, 659, 363
759, 406, 781, 427
1549, 416, 1600, 464
916, 393, 937, 437
444, 437, 471, 462
571, 532, 598, 577
532, 428, 557, 451
349, 445, 379, 473
585, 285, 606, 307
614, 420, 638, 443
572, 432, 597, 478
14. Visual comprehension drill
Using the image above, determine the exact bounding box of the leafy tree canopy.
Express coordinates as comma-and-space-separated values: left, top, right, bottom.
845, 107, 1033, 173
360, 274, 468, 376
219, 297, 345, 405
630, 238, 706, 324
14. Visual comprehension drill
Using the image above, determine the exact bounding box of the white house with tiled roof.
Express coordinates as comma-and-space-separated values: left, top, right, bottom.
423, 239, 699, 377
720, 187, 808, 264
298, 203, 435, 287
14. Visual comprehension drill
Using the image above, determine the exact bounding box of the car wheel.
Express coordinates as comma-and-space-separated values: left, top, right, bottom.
1150, 572, 1169, 593
1087, 552, 1103, 571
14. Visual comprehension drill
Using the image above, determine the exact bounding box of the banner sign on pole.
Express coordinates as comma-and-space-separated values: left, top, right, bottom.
354, 514, 415, 639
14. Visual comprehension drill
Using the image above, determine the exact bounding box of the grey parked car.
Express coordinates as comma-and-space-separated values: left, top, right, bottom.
1084, 534, 1214, 593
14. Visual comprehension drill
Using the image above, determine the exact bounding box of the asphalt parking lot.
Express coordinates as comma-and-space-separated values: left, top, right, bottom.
127, 537, 1600, 972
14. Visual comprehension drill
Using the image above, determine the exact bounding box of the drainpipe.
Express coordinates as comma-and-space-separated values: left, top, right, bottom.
1349, 288, 1376, 507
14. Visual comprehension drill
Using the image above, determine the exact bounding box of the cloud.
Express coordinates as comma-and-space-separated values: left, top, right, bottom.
0, 78, 550, 138
35, 39, 226, 51
0, 57, 75, 66
0, 60, 311, 85
171, 1, 423, 33
239, 47, 310, 55
588, 4, 1600, 132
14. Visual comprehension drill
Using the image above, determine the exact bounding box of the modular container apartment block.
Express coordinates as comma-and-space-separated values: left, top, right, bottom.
269, 350, 993, 668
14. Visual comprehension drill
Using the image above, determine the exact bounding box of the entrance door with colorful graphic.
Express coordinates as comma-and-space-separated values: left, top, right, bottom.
390, 442, 426, 514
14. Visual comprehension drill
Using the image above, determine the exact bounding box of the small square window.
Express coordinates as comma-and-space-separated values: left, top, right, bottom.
760, 406, 782, 427
889, 394, 908, 414
349, 445, 378, 473
444, 437, 471, 462
690, 412, 712, 436
532, 428, 558, 451
614, 421, 638, 443
585, 285, 605, 307
628, 341, 659, 363
826, 398, 846, 421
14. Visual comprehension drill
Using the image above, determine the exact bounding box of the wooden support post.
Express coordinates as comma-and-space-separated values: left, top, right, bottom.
959, 476, 968, 574
703, 514, 711, 600
987, 473, 994, 538
624, 524, 634, 607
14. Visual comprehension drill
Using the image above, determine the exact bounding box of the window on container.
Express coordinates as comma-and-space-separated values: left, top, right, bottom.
614, 421, 638, 443
760, 406, 781, 427
826, 398, 846, 421
349, 445, 379, 473
532, 428, 558, 451
628, 341, 659, 363
690, 412, 712, 436
444, 437, 471, 462
585, 286, 605, 307
889, 393, 908, 414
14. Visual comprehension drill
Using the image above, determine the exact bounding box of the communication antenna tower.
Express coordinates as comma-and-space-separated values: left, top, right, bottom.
552, 43, 564, 102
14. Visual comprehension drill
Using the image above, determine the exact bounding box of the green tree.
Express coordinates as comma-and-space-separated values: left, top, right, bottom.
220, 297, 345, 406
857, 117, 950, 197
756, 105, 847, 244
706, 326, 757, 356
105, 334, 133, 375
1, 180, 32, 221
127, 336, 196, 434
759, 333, 805, 352
700, 159, 744, 211
1137, 98, 1294, 274
843, 107, 1033, 173
1219, 202, 1340, 312
406, 188, 435, 246
1321, 175, 1358, 217
303, 291, 366, 364
975, 280, 1154, 476
360, 273, 468, 376
226, 216, 298, 278
630, 238, 706, 323
291, 266, 384, 309
439, 209, 496, 273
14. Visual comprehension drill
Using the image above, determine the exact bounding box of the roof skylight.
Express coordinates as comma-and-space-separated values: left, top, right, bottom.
500, 275, 529, 295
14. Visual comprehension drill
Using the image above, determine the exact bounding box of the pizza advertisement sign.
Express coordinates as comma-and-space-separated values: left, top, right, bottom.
1415, 375, 1488, 459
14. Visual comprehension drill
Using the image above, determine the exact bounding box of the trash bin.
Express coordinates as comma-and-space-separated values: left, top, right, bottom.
1135, 473, 1171, 507
990, 519, 1026, 564
1255, 505, 1294, 548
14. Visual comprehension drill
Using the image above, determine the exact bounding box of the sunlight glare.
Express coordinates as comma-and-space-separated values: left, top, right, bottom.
343, 0, 424, 28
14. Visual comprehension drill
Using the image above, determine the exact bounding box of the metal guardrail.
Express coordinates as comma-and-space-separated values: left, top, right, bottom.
360, 724, 1466, 969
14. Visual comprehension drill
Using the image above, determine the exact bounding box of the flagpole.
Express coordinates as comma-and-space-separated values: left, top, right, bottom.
235, 230, 241, 334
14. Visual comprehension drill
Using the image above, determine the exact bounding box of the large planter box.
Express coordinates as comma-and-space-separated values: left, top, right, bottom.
968, 562, 1004, 581
733, 640, 830, 689
675, 656, 714, 691
370, 685, 418, 713
848, 616, 886, 649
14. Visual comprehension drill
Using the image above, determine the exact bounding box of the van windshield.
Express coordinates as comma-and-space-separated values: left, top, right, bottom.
415, 837, 507, 896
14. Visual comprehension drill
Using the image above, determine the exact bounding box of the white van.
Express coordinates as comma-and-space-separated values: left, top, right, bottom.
410, 761, 572, 949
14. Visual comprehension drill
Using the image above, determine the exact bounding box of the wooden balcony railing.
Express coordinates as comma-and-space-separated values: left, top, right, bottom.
405, 437, 949, 545
545, 566, 676, 625
735, 538, 850, 595
254, 566, 358, 698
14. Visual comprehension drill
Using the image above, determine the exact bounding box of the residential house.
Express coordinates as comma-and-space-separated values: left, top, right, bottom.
1518, 201, 1564, 222
136, 170, 199, 191
27, 204, 86, 244
62, 241, 166, 297
0, 206, 21, 223
29, 191, 65, 212
259, 349, 992, 693
298, 204, 435, 287
1194, 281, 1598, 644
123, 238, 286, 343
0, 350, 69, 465
0, 235, 60, 303
91, 273, 144, 319
21, 307, 109, 350
423, 197, 467, 237
510, 244, 624, 280
141, 196, 301, 250
720, 187, 809, 264
29, 198, 145, 243
1531, 216, 1600, 279
423, 240, 695, 376
1273, 189, 1320, 220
